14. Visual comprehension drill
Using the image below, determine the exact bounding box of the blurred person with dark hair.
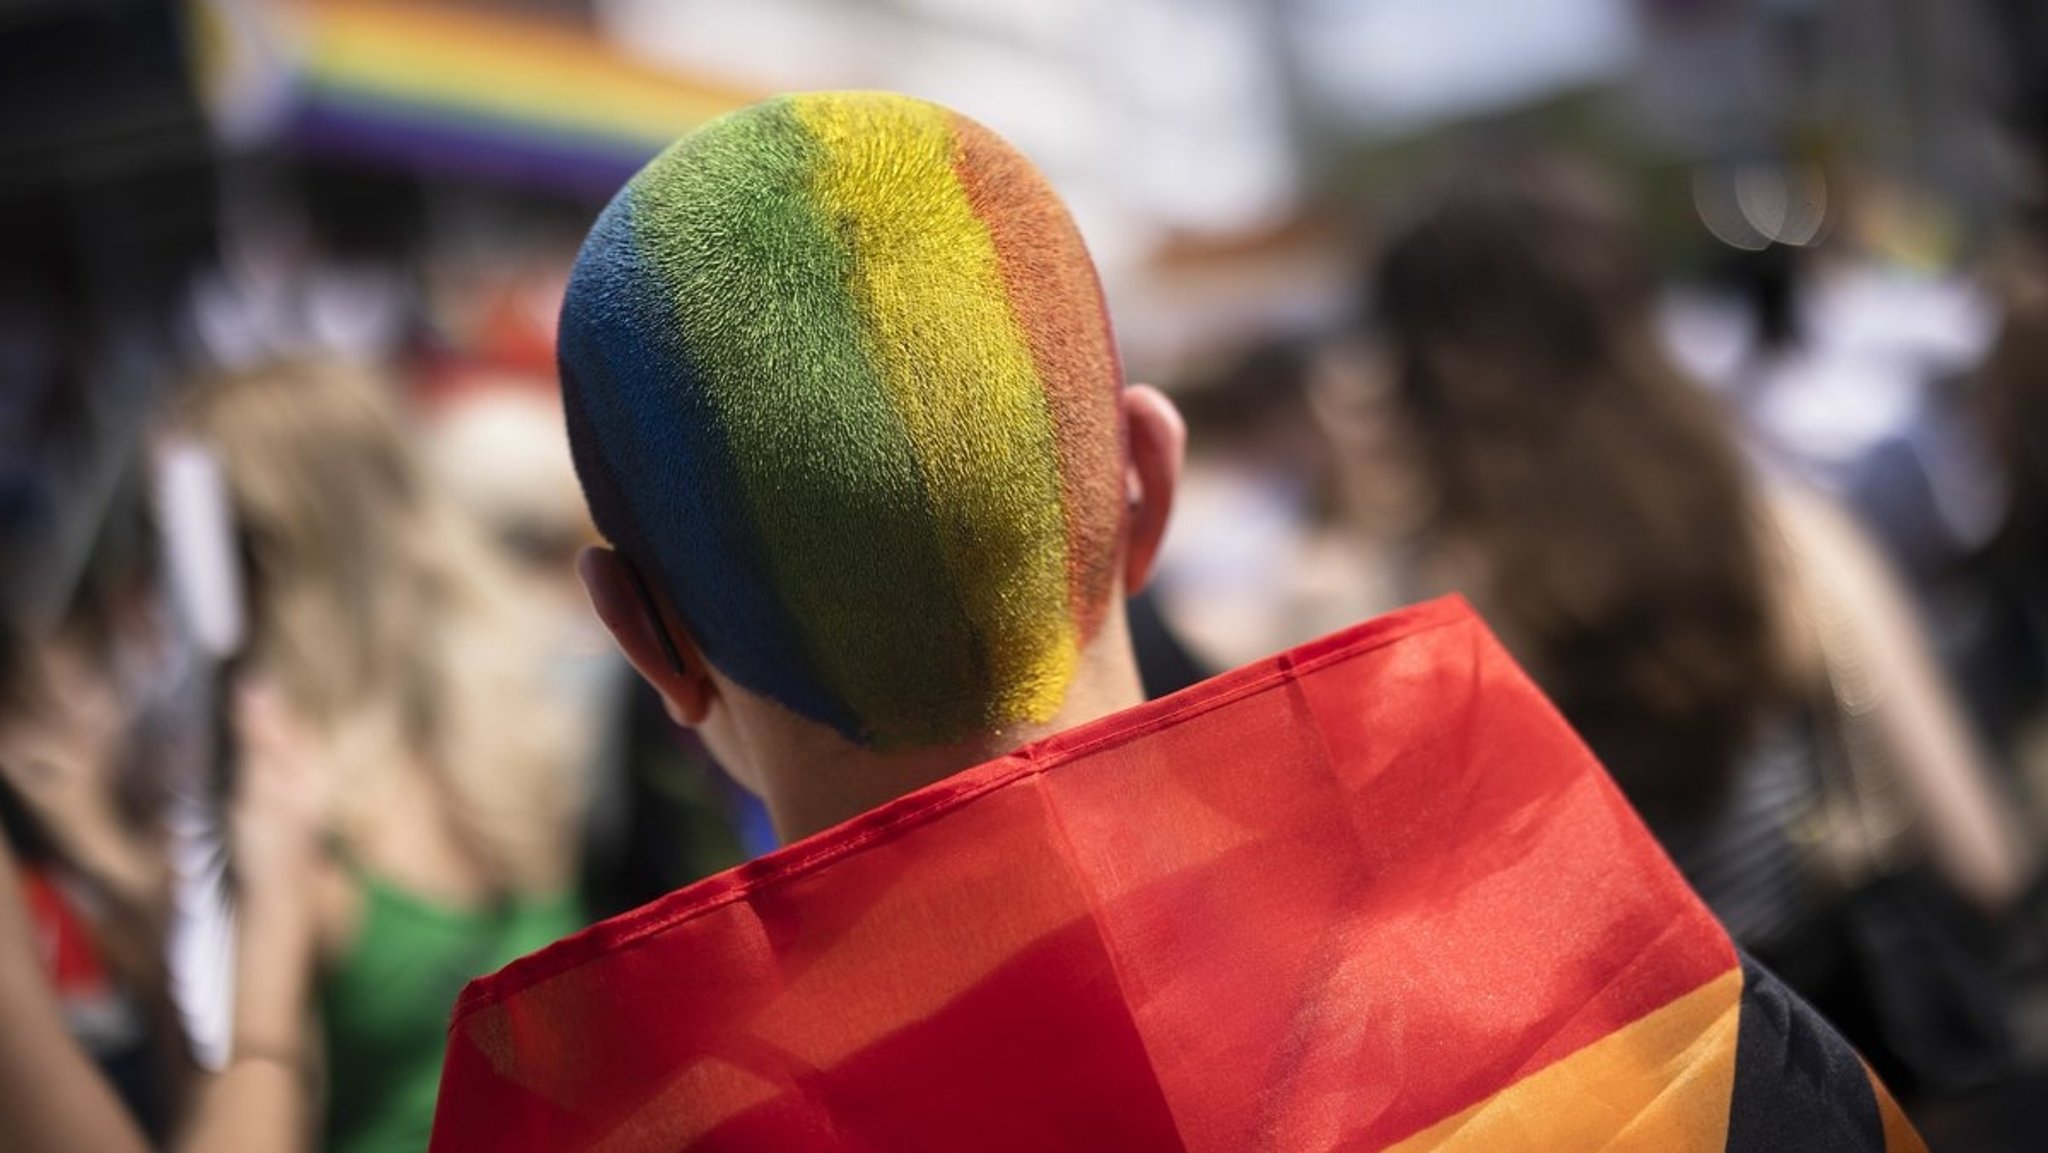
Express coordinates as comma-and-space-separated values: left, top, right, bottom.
1970, 141, 2048, 805
0, 471, 189, 1140
0, 620, 170, 1150
0, 619, 173, 1109
171, 361, 588, 1153
0, 465, 305, 1152
1829, 52, 2048, 849
1325, 149, 2035, 1099
1, 640, 345, 1153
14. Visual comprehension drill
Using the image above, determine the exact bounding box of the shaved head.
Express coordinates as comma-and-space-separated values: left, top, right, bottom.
560, 92, 1126, 746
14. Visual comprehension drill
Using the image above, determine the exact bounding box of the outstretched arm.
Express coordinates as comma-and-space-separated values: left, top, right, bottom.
0, 826, 153, 1153
1778, 487, 2037, 911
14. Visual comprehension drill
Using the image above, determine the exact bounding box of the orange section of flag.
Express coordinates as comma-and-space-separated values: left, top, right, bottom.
1386, 966, 1742, 1151
1869, 1062, 1931, 1153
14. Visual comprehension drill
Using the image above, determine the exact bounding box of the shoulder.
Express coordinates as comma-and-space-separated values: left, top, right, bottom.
1754, 482, 1903, 687
1761, 483, 1917, 631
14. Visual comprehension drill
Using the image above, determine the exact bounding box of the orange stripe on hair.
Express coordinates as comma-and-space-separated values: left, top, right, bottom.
949, 112, 1126, 643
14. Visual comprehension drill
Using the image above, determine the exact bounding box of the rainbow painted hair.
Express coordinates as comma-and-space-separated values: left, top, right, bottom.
560, 92, 1126, 747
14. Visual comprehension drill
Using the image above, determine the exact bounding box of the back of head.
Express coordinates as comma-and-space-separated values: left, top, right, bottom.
560, 92, 1125, 749
1369, 151, 1790, 819
1374, 151, 1657, 419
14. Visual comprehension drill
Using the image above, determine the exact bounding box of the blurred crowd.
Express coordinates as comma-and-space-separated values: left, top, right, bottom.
1158, 150, 2048, 1150
4, 1, 2048, 1151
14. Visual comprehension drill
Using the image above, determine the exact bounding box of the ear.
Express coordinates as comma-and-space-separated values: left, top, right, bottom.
1119, 384, 1185, 595
577, 547, 715, 727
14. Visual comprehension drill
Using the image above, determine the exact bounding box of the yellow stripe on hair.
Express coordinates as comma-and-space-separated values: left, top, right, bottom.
793, 92, 1078, 727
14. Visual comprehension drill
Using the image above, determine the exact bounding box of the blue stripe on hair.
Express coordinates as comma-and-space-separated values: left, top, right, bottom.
559, 190, 858, 736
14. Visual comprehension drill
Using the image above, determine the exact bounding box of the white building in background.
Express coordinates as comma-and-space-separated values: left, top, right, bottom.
1285, 0, 1638, 141
595, 0, 1300, 285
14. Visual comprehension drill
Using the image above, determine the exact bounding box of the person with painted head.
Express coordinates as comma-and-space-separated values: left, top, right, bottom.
429, 94, 1924, 1152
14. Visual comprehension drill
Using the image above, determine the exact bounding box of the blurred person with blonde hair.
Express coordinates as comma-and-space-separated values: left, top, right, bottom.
174, 360, 586, 1153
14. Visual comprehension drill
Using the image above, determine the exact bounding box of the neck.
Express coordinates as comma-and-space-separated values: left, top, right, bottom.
756, 609, 1147, 842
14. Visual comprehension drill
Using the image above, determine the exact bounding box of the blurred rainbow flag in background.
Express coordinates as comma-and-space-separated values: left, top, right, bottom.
274, 0, 753, 196
430, 598, 1925, 1152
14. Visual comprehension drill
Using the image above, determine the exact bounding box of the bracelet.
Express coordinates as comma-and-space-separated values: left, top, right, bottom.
228, 1040, 312, 1079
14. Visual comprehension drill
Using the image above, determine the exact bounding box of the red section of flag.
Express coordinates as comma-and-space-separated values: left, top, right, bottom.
432, 598, 1737, 1152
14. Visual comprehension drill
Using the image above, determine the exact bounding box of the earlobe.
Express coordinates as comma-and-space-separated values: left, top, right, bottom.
1119, 384, 1186, 595
577, 547, 715, 726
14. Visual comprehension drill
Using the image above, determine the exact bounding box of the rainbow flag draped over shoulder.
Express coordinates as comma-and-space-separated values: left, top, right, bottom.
430, 598, 1924, 1152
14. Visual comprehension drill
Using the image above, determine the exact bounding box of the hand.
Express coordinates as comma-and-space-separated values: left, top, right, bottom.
0, 638, 165, 919
227, 680, 330, 952
0, 827, 153, 1153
